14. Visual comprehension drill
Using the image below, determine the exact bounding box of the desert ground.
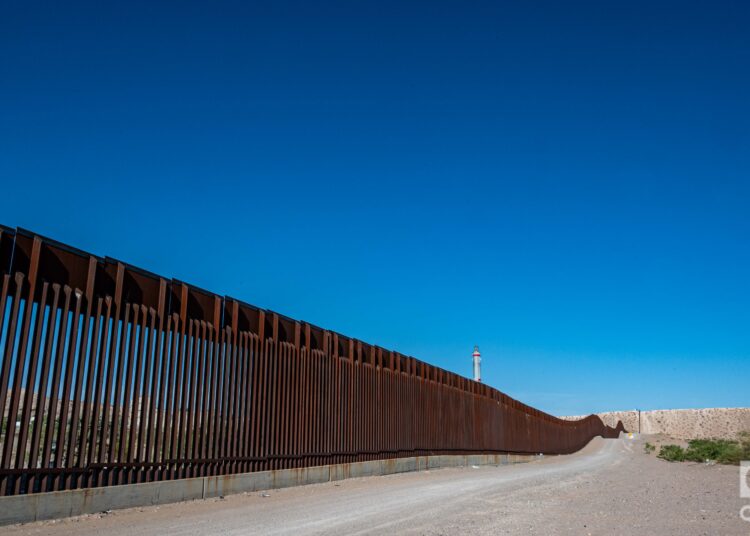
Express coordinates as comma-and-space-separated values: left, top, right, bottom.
2, 433, 746, 535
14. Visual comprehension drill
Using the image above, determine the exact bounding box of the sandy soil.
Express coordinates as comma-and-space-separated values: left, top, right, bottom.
1, 434, 747, 535
562, 408, 750, 440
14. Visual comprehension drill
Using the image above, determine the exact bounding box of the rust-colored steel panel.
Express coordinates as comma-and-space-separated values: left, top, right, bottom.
0, 227, 625, 495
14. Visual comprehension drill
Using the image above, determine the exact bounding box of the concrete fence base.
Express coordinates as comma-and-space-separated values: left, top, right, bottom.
0, 453, 541, 526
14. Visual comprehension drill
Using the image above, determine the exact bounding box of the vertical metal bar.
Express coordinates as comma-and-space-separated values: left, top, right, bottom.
26, 283, 61, 493
137, 307, 158, 482
205, 319, 219, 474
337, 337, 344, 465
107, 302, 134, 484
1, 236, 42, 490
197, 321, 209, 475
40, 285, 73, 491
220, 324, 238, 474
270, 316, 280, 470
0, 270, 8, 492
291, 323, 301, 467
256, 329, 266, 471
98, 263, 125, 486
248, 310, 263, 472
206, 297, 221, 475
78, 296, 105, 488
210, 326, 226, 474
301, 324, 312, 465
53, 286, 83, 490
277, 342, 287, 469
155, 313, 176, 481
0, 274, 24, 463
168, 312, 188, 480
13, 281, 50, 491
191, 320, 207, 476
249, 332, 260, 472
0, 273, 11, 356
162, 314, 180, 481
197, 322, 210, 475
263, 316, 275, 470
142, 280, 167, 482
205, 322, 217, 474
224, 302, 239, 474
232, 331, 245, 473
128, 307, 153, 482
175, 319, 195, 479
285, 341, 294, 468
115, 304, 140, 484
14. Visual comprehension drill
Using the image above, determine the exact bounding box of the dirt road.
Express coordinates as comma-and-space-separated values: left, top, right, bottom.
2, 435, 747, 535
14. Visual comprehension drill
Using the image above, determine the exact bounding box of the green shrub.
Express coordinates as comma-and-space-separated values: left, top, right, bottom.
644, 442, 656, 454
683, 439, 742, 464
657, 433, 750, 465
658, 444, 685, 462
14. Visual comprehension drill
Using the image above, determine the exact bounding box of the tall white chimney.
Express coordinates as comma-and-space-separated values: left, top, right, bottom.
472, 345, 481, 382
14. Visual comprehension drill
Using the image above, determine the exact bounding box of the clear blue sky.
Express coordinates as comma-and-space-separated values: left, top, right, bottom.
1, 1, 748, 416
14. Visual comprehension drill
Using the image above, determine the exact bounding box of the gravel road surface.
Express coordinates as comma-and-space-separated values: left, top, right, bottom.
2, 434, 747, 535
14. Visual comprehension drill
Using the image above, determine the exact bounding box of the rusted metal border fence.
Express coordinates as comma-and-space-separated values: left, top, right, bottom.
0, 226, 624, 496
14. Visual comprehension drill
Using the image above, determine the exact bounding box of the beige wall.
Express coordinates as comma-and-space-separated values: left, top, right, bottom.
560, 408, 750, 440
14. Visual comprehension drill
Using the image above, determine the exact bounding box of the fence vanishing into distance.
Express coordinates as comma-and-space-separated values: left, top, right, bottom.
0, 226, 624, 496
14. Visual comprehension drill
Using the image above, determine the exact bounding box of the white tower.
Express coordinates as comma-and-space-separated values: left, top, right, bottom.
472, 345, 481, 382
